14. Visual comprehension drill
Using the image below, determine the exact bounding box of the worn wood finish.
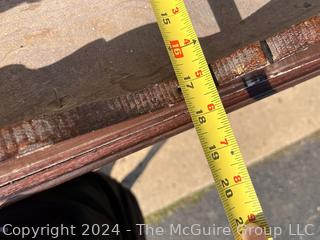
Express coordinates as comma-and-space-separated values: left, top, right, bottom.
210, 42, 268, 87
0, 16, 319, 206
2, 0, 319, 130
1, 16, 319, 165
267, 16, 320, 61
0, 79, 183, 162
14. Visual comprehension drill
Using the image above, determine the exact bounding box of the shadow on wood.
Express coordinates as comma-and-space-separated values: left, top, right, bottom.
0, 0, 318, 128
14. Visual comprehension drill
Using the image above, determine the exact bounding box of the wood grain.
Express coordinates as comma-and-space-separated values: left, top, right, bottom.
0, 16, 319, 206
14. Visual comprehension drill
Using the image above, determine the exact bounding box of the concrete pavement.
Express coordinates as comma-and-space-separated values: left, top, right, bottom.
147, 131, 320, 239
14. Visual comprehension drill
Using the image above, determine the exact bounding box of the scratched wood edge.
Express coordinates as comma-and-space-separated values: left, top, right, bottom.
0, 16, 319, 205
1, 16, 319, 164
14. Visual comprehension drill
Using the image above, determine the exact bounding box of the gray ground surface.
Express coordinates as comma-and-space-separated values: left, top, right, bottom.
148, 131, 320, 239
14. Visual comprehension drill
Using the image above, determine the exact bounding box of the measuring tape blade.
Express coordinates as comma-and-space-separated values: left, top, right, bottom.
150, 1, 272, 239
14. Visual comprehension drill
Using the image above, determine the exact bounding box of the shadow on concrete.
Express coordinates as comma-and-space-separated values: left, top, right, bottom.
97, 141, 166, 189
122, 140, 167, 189
0, 0, 41, 13
0, 0, 319, 128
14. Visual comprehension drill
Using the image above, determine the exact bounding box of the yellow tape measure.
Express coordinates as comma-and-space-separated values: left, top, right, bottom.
150, 1, 272, 239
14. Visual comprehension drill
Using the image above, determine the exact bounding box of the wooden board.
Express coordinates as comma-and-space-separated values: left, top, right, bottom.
0, 0, 319, 127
